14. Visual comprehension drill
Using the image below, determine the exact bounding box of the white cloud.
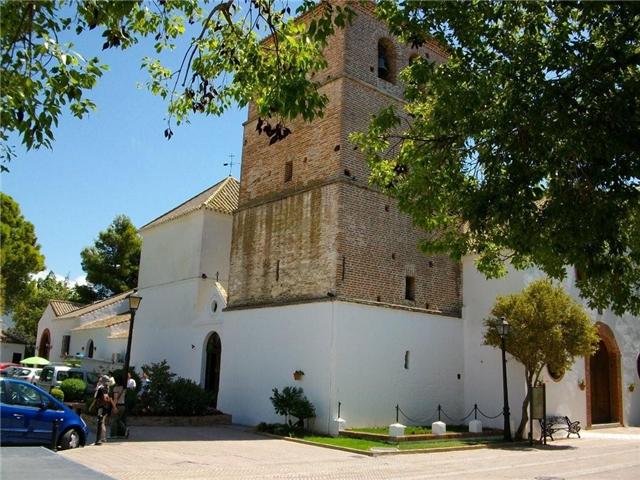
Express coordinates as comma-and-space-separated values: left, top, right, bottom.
31, 270, 87, 287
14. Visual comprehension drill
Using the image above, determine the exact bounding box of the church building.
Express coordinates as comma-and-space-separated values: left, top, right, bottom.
37, 2, 639, 434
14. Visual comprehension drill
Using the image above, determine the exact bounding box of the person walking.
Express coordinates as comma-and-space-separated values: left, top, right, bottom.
94, 375, 114, 445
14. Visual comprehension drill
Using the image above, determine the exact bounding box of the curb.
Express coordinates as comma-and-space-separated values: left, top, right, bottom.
252, 430, 530, 457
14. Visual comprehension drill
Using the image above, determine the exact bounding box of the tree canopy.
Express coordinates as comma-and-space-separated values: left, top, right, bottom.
80, 214, 142, 299
353, 1, 640, 316
3, 1, 639, 316
0, 0, 352, 169
0, 193, 45, 313
10, 271, 81, 342
484, 278, 599, 439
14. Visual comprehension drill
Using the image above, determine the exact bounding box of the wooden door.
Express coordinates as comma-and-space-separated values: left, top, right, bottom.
590, 340, 611, 424
204, 332, 221, 408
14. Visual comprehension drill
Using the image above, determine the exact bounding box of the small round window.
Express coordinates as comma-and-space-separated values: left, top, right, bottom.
547, 364, 565, 382
211, 300, 218, 313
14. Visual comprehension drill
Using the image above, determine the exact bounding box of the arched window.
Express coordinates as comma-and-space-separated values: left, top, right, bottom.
86, 339, 94, 359
377, 39, 396, 83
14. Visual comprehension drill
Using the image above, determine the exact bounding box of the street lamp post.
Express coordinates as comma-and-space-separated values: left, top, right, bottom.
122, 293, 142, 389
497, 316, 512, 442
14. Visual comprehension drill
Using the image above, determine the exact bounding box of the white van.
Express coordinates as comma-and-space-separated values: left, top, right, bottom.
37, 365, 98, 394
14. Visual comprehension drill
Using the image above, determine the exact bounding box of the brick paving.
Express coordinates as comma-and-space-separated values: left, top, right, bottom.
57, 424, 640, 480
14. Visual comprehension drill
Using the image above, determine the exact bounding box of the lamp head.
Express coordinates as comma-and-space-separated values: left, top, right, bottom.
128, 293, 142, 312
497, 316, 510, 338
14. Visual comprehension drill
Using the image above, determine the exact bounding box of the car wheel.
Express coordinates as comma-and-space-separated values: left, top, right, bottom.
59, 428, 82, 450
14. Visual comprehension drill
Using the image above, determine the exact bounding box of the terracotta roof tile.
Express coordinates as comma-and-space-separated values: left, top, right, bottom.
50, 300, 85, 316
140, 177, 239, 231
56, 290, 133, 319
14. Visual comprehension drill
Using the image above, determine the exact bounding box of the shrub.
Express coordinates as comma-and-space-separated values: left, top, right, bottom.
110, 367, 141, 393
166, 378, 215, 416
270, 386, 315, 435
60, 378, 86, 402
256, 422, 290, 436
137, 360, 175, 415
50, 387, 64, 402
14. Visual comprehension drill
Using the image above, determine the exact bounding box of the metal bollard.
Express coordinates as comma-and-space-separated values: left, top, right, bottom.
95, 413, 104, 445
51, 419, 59, 451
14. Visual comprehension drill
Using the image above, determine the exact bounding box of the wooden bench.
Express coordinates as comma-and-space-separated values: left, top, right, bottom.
539, 415, 581, 441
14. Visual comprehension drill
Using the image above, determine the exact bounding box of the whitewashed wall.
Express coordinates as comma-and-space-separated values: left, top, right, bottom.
70, 327, 127, 374
200, 211, 234, 290
36, 305, 78, 363
462, 256, 640, 429
133, 208, 233, 382
1, 342, 26, 363
333, 302, 464, 430
131, 278, 225, 382
138, 212, 205, 289
219, 301, 464, 433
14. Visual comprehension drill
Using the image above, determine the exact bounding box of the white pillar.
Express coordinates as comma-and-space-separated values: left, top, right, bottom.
468, 419, 482, 433
432, 421, 447, 435
389, 423, 406, 438
329, 418, 346, 437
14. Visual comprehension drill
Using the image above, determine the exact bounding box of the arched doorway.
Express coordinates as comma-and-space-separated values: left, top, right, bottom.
586, 322, 622, 426
38, 329, 51, 359
204, 332, 221, 408
86, 339, 94, 358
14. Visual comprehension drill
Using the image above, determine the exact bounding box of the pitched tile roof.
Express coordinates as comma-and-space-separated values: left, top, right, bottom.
140, 176, 239, 231
71, 313, 131, 331
50, 300, 85, 317
56, 290, 133, 319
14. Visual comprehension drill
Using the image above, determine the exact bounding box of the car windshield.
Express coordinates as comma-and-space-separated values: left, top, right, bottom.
2, 381, 45, 407
41, 368, 54, 382
68, 371, 84, 380
14, 368, 31, 376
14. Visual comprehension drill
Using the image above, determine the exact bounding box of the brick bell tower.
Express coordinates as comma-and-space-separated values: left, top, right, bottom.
227, 2, 461, 317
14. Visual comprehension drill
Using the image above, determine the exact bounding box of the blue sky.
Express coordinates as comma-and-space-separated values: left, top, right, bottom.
2, 26, 246, 283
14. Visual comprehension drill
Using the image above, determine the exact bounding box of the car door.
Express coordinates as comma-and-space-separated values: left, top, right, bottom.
7, 382, 63, 444
0, 381, 23, 443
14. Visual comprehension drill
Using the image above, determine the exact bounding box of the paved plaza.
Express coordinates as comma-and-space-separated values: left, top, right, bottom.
52, 425, 640, 480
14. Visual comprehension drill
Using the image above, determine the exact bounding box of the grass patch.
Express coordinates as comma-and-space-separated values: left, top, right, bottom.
302, 435, 503, 452
347, 424, 469, 435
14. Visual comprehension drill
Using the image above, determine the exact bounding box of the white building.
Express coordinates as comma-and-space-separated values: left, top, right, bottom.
1, 328, 29, 364
37, 2, 639, 437
36, 294, 132, 374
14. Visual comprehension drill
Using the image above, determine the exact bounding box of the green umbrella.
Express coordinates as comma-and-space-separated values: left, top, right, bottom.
20, 356, 50, 366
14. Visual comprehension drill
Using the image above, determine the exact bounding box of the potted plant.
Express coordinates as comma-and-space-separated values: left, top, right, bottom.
293, 370, 304, 381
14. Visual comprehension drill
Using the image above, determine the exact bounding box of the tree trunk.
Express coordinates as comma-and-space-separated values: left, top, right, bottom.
515, 371, 533, 440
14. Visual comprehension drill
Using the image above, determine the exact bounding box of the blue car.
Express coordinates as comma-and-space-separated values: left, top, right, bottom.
1, 378, 89, 449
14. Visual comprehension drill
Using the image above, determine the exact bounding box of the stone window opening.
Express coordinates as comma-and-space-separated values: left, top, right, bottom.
284, 161, 293, 182
405, 276, 416, 301
377, 39, 396, 84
